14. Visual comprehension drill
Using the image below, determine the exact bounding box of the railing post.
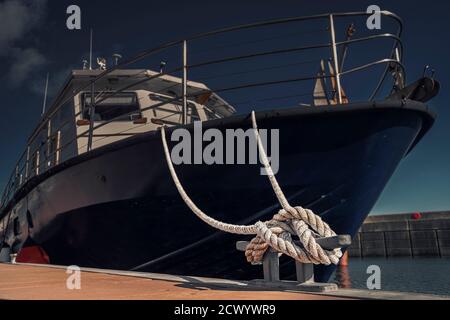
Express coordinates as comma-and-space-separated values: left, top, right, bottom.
35, 150, 40, 176
87, 83, 95, 151
15, 165, 19, 189
56, 131, 61, 165
182, 40, 188, 125
25, 146, 30, 180
329, 14, 343, 104
395, 47, 400, 62
47, 120, 52, 168
394, 47, 404, 88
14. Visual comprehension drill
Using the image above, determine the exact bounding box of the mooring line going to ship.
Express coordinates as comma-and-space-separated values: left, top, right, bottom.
160, 111, 343, 265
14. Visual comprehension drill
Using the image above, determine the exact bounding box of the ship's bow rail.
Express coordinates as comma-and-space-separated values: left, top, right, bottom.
1, 10, 405, 214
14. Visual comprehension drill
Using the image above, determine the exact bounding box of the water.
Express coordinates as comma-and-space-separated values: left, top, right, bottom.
332, 257, 450, 296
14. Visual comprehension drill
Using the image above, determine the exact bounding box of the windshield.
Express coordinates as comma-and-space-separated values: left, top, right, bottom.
82, 92, 141, 121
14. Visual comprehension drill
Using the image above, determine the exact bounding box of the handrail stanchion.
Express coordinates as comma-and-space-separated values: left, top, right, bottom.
329, 14, 343, 104
15, 166, 19, 190
25, 146, 30, 180
395, 47, 401, 62
88, 83, 95, 151
394, 47, 404, 88
56, 131, 61, 165
35, 150, 40, 176
182, 40, 188, 125
47, 120, 52, 168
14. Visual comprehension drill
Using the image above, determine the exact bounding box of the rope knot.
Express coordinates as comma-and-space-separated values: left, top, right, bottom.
244, 206, 343, 265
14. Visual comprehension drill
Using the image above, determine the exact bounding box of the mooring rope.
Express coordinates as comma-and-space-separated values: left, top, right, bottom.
160, 111, 342, 265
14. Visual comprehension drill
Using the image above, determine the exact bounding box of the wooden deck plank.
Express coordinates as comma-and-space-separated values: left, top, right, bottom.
0, 263, 349, 300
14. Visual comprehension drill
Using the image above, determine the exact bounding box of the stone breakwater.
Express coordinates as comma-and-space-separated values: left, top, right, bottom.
347, 211, 450, 257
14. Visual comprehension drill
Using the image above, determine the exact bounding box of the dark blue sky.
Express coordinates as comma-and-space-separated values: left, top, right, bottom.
0, 0, 449, 215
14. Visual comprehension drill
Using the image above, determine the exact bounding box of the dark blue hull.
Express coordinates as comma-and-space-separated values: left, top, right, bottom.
0, 100, 434, 282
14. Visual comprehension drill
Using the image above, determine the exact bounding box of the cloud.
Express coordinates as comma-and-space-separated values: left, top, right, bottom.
0, 0, 47, 52
7, 47, 48, 88
8, 48, 47, 86
0, 0, 48, 86
8, 47, 47, 86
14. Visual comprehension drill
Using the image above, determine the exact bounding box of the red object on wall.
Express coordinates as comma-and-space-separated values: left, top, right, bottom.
16, 246, 50, 264
411, 212, 422, 220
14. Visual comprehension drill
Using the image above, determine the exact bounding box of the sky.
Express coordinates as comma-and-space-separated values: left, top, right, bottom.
0, 0, 449, 215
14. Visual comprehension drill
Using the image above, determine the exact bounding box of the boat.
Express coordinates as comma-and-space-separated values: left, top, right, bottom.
0, 11, 439, 282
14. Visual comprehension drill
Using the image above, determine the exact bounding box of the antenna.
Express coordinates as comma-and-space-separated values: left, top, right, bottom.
112, 53, 122, 66
41, 73, 49, 116
159, 61, 167, 73
89, 28, 93, 70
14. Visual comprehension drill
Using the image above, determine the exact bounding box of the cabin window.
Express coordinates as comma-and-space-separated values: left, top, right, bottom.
82, 92, 142, 122
149, 94, 200, 122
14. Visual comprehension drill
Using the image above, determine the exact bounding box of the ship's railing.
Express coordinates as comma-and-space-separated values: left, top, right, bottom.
1, 11, 404, 212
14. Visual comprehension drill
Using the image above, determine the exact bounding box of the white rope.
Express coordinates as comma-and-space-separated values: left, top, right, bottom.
160, 111, 342, 265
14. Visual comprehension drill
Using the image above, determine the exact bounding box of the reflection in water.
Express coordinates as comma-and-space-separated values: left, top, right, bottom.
334, 265, 351, 288
332, 257, 450, 296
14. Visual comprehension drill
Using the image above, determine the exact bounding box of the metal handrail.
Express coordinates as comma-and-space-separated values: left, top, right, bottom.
340, 59, 405, 77
187, 43, 332, 69
336, 33, 403, 59
26, 10, 402, 144
1, 11, 404, 210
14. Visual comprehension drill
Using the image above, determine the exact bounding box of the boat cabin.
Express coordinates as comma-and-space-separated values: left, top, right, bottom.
1, 69, 235, 200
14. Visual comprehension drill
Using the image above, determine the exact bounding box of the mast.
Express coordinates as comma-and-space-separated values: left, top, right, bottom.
89, 28, 93, 70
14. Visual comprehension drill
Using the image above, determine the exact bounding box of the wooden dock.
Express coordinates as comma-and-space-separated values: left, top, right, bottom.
0, 263, 447, 300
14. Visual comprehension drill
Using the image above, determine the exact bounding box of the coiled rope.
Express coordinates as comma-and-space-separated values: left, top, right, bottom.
160, 111, 342, 265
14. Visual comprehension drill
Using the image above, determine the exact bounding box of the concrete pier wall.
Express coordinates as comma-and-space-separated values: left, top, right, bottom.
347, 211, 450, 257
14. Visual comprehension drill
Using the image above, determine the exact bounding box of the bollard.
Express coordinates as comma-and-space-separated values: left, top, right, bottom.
263, 250, 280, 282
295, 261, 314, 283
236, 235, 351, 292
